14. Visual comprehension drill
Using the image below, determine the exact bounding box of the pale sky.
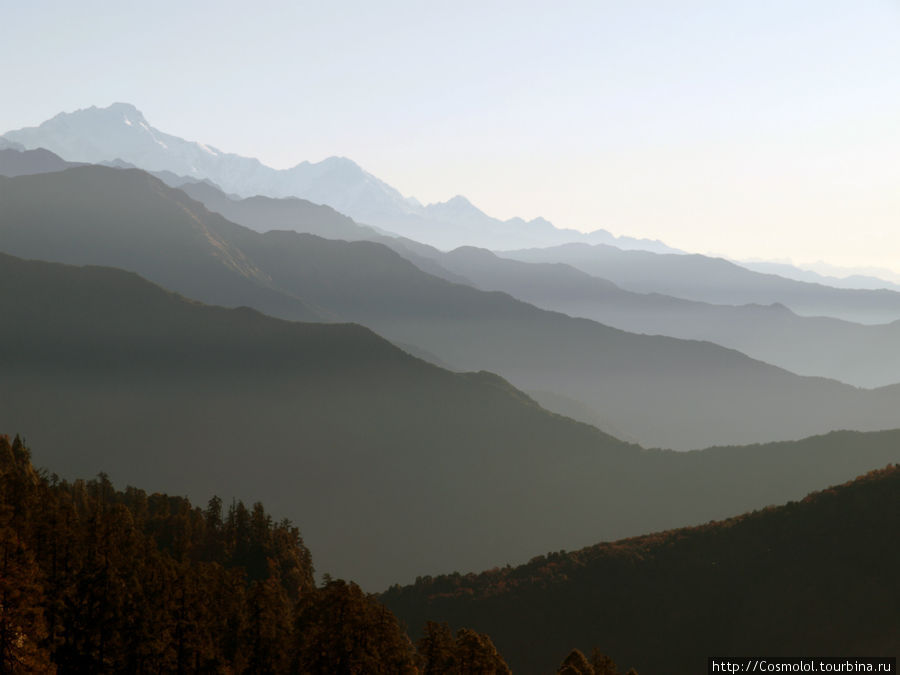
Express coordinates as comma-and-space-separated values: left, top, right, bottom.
4, 1, 900, 272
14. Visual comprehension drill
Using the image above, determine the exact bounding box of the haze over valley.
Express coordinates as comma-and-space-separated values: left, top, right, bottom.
3, 4, 899, 670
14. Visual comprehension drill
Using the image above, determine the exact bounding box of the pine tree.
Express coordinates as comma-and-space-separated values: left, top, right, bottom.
558, 648, 595, 674
0, 436, 53, 673
590, 648, 621, 675
295, 579, 416, 673
417, 620, 457, 673
454, 627, 511, 674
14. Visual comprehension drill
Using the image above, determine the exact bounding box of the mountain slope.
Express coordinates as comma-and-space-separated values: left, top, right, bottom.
0, 435, 442, 673
211, 223, 900, 449
4, 167, 900, 450
0, 137, 24, 151
417, 247, 900, 388
738, 259, 900, 292
0, 147, 83, 176
3, 103, 677, 252
182, 197, 898, 389
138, 183, 900, 375
4, 254, 900, 592
176, 180, 380, 241
0, 166, 322, 322
170, 180, 475, 283
502, 243, 900, 324
383, 464, 900, 674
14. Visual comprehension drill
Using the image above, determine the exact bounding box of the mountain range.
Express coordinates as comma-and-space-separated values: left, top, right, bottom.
4, 252, 900, 591
403, 246, 900, 388
6, 145, 893, 390
501, 243, 900, 324
5, 166, 900, 450
101, 169, 900, 389
738, 259, 900, 293
1, 103, 676, 252
4, 98, 900, 673
0, 165, 324, 323
8, 113, 899, 293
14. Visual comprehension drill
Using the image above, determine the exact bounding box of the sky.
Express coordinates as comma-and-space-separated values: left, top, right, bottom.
4, 1, 900, 273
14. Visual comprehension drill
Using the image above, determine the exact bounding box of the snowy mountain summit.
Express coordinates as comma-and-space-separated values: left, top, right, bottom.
2, 103, 677, 252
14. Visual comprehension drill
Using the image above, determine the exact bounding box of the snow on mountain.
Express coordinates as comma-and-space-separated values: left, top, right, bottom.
3, 103, 677, 252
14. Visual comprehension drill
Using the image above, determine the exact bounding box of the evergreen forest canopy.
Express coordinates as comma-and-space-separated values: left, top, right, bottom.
382, 464, 900, 674
0, 435, 521, 673
5, 436, 894, 674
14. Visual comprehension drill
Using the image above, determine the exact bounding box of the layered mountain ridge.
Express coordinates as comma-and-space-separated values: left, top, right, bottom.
3, 97, 898, 675
129, 172, 900, 389
6, 166, 900, 450
404, 246, 900, 388
4, 252, 900, 591
502, 242, 900, 324
1, 103, 675, 252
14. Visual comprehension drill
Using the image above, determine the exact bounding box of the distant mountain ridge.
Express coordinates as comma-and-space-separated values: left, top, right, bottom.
158, 174, 900, 332
502, 243, 900, 325
738, 259, 900, 292
4, 252, 900, 592
2, 103, 676, 252
5, 166, 900, 451
407, 246, 900, 388
176, 180, 380, 242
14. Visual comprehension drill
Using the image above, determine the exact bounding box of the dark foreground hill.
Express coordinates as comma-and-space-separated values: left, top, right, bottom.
4, 167, 900, 450
4, 254, 900, 590
0, 435, 513, 673
382, 465, 900, 675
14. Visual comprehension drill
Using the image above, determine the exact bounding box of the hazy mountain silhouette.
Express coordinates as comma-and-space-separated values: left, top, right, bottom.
383, 463, 900, 674
3, 103, 678, 252
0, 137, 24, 151
98, 156, 226, 191
738, 259, 900, 292
4, 167, 900, 450
0, 147, 84, 176
177, 180, 380, 241
4, 253, 900, 591
219, 226, 900, 449
414, 246, 900, 388
0, 166, 322, 322
502, 243, 900, 324
169, 180, 474, 283
75, 171, 900, 420
413, 193, 678, 252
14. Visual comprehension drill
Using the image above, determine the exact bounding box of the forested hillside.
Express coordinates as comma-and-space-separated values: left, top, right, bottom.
0, 435, 515, 673
383, 465, 900, 674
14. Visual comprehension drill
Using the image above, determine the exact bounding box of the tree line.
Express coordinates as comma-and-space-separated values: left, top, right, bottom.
0, 435, 525, 673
